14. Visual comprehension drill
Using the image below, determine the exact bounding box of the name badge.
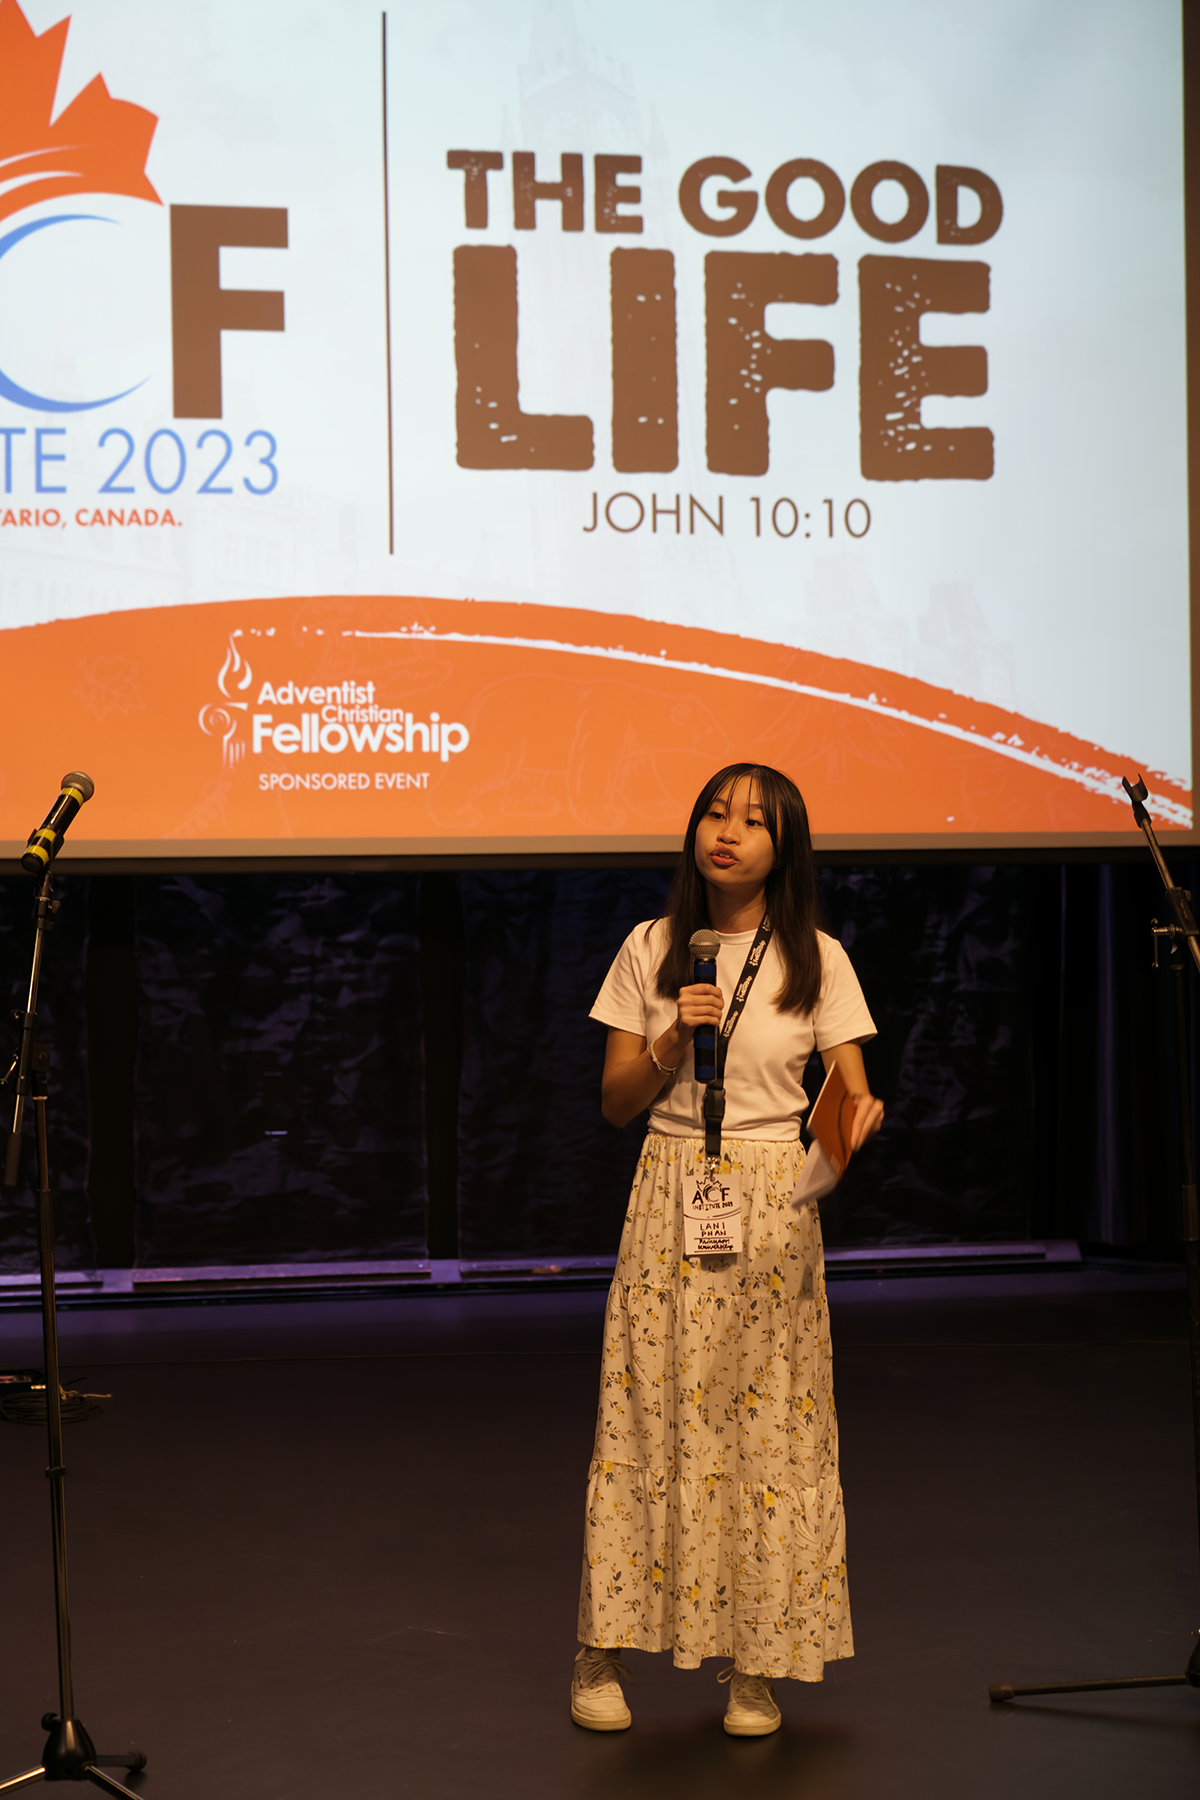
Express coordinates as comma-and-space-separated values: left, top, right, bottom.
682, 1167, 743, 1257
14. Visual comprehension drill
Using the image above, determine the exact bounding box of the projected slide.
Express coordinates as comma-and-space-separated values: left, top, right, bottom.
0, 0, 1191, 854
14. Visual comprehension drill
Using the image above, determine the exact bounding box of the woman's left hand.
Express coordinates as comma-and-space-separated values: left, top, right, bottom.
821, 1043, 884, 1154
850, 1093, 885, 1151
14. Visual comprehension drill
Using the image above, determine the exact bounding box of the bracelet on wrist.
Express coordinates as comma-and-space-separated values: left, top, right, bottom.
648, 1039, 679, 1076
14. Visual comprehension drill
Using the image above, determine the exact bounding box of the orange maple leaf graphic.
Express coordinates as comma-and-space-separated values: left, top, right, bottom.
0, 0, 160, 229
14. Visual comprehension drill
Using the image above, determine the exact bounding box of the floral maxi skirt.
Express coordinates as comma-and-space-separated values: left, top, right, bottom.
577, 1133, 852, 1681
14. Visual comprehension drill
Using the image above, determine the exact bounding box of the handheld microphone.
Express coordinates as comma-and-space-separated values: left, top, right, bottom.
21, 772, 95, 875
689, 929, 721, 1083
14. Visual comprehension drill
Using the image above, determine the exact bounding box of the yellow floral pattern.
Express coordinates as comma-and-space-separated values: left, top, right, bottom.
578, 1132, 852, 1681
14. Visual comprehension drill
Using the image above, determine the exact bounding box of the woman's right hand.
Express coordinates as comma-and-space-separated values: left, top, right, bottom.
654, 982, 724, 1067
602, 986, 726, 1127
675, 982, 725, 1039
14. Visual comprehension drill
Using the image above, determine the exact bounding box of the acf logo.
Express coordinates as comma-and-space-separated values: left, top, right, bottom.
0, 0, 285, 419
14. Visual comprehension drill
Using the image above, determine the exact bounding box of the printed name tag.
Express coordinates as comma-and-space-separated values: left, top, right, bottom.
682, 1168, 743, 1257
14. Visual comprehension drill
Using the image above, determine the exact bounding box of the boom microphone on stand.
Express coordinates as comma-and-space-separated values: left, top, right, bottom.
21, 772, 94, 875
0, 773, 147, 1797
989, 774, 1200, 1707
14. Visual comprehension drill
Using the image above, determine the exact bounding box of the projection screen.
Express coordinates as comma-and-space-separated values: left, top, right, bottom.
0, 0, 1194, 859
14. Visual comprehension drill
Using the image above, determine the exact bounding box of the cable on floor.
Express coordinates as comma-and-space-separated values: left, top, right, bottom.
0, 1368, 109, 1424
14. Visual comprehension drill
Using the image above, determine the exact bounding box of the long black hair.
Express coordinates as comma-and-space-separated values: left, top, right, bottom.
652, 763, 823, 1014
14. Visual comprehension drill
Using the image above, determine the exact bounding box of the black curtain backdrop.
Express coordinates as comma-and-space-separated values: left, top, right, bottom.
1053, 861, 1194, 1248
0, 873, 93, 1272
820, 861, 1193, 1250
0, 859, 1193, 1270
456, 869, 671, 1260
132, 875, 427, 1267
815, 863, 1042, 1246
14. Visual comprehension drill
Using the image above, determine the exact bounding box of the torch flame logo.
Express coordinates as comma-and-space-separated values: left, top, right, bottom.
201, 632, 252, 767
217, 629, 253, 698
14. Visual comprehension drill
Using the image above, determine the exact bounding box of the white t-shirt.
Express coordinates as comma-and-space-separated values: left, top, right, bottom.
590, 919, 877, 1140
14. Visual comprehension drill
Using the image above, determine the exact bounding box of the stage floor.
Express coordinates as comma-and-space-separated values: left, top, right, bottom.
0, 1267, 1195, 1800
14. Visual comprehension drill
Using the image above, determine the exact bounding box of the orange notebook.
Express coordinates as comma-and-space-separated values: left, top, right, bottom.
806, 1062, 858, 1178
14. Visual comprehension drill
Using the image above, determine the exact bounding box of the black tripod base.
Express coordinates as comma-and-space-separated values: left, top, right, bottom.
989, 1636, 1200, 1703
0, 1718, 146, 1795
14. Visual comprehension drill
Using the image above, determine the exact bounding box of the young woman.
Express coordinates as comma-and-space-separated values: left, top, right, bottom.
571, 763, 883, 1737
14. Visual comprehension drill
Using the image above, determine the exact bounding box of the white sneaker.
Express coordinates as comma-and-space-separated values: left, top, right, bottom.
718, 1666, 782, 1736
571, 1647, 633, 1731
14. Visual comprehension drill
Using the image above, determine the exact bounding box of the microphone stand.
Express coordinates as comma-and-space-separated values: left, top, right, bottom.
989, 776, 1200, 1706
0, 868, 148, 1795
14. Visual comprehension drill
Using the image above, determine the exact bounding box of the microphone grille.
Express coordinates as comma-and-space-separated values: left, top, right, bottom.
689, 930, 721, 958
61, 771, 94, 802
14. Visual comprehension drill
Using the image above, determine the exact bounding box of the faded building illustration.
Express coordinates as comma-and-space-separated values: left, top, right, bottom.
802, 552, 912, 678
916, 580, 1017, 710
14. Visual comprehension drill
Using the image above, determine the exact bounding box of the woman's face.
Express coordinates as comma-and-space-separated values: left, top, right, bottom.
693, 778, 776, 900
